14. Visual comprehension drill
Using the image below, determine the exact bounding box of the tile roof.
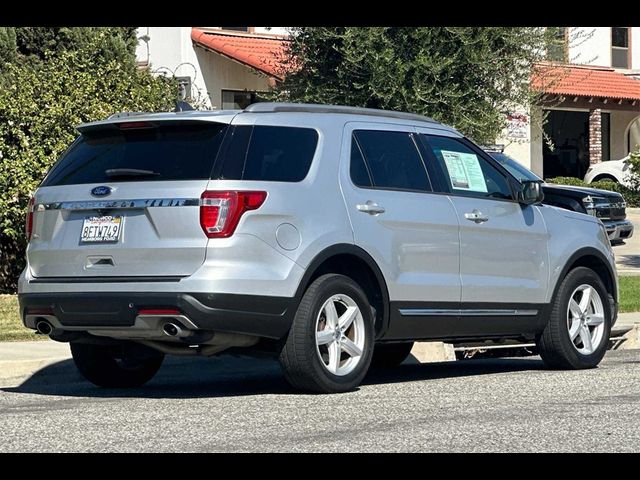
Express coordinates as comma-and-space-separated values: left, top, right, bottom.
532, 63, 640, 101
191, 28, 289, 80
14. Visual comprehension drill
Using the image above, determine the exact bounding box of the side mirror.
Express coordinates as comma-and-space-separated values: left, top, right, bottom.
518, 180, 544, 206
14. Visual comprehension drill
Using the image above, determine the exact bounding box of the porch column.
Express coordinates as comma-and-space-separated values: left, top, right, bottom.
589, 108, 602, 164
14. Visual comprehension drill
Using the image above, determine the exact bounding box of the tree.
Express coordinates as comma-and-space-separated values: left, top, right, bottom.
0, 31, 176, 292
0, 27, 17, 64
0, 27, 138, 68
273, 27, 557, 143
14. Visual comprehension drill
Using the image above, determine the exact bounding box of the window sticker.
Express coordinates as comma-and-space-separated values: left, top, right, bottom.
441, 150, 488, 193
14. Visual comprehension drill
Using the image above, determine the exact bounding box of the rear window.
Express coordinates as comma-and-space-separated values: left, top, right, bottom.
216, 126, 318, 182
42, 122, 227, 186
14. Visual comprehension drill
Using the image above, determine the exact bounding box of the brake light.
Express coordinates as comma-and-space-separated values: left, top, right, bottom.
118, 121, 153, 130
25, 197, 35, 241
200, 191, 267, 238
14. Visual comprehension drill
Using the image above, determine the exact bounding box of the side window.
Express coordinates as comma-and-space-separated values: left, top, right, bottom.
353, 130, 431, 192
422, 135, 513, 200
217, 125, 318, 182
350, 136, 373, 187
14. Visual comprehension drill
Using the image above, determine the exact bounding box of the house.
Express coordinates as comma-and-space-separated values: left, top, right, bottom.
136, 27, 640, 180
500, 27, 640, 178
135, 27, 289, 109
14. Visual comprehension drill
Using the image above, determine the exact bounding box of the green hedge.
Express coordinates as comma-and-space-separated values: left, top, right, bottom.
0, 34, 177, 293
545, 176, 640, 207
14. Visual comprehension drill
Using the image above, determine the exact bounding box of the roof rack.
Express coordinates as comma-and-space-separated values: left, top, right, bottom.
244, 102, 437, 124
107, 112, 148, 120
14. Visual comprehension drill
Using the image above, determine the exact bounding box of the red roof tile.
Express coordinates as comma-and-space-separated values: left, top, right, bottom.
532, 63, 640, 101
191, 28, 289, 80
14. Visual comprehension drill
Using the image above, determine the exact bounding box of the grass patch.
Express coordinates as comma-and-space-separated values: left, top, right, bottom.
619, 276, 640, 314
0, 294, 42, 342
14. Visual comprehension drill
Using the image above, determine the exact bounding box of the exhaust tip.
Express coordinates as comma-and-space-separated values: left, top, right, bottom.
163, 322, 182, 337
36, 320, 53, 335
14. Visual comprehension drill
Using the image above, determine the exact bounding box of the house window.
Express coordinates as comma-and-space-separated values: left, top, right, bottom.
222, 90, 259, 110
612, 27, 630, 68
547, 27, 568, 62
221, 27, 251, 32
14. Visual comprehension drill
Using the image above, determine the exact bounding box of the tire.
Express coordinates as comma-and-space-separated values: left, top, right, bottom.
70, 342, 164, 388
536, 267, 612, 370
371, 342, 414, 368
592, 175, 618, 183
279, 274, 375, 393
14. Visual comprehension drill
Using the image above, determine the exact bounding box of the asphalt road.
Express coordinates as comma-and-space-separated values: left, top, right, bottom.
615, 208, 640, 275
1, 349, 640, 452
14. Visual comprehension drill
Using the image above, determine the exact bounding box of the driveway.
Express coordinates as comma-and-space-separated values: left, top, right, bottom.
1, 350, 640, 452
615, 208, 640, 275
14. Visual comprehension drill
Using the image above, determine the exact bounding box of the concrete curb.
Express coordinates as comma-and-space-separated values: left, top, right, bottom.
0, 340, 71, 387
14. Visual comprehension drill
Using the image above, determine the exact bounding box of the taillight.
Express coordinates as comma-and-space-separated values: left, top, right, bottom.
25, 197, 35, 241
200, 191, 267, 238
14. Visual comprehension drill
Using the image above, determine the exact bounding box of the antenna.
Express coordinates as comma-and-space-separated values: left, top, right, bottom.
174, 101, 195, 112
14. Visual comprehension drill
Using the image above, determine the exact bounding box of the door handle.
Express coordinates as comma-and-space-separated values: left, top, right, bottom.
464, 209, 489, 223
357, 201, 385, 215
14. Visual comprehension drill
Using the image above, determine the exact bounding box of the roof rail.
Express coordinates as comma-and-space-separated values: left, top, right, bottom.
107, 112, 148, 120
244, 102, 437, 124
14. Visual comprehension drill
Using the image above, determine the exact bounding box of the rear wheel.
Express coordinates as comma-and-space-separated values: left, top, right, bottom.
536, 267, 611, 369
71, 342, 164, 388
371, 342, 414, 368
279, 274, 374, 393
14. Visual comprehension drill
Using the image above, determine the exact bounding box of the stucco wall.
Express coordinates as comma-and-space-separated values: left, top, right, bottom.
569, 27, 611, 66
194, 48, 273, 110
611, 111, 640, 160
569, 27, 640, 69
135, 27, 211, 106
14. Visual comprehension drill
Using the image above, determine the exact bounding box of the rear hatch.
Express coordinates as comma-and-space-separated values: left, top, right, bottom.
28, 118, 229, 279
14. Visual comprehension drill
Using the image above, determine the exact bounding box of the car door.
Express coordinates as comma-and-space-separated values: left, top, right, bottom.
418, 132, 550, 336
339, 123, 461, 340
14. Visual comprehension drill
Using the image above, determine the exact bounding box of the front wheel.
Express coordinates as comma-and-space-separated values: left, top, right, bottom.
71, 342, 164, 388
536, 267, 612, 369
279, 274, 375, 393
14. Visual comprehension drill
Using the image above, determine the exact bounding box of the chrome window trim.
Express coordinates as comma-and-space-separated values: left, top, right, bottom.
399, 308, 538, 317
38, 198, 201, 211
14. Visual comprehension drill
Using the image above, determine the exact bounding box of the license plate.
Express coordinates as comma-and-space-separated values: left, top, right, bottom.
80, 216, 122, 243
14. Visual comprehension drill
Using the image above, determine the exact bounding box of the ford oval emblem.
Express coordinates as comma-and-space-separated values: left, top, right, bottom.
91, 186, 112, 197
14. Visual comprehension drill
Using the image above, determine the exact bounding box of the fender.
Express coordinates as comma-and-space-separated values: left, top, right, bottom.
551, 246, 617, 305
292, 244, 391, 337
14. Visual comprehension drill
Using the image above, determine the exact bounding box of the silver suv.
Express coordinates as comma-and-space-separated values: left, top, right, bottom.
19, 103, 618, 393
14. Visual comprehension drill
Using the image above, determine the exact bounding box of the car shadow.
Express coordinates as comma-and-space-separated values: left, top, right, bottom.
2, 354, 547, 399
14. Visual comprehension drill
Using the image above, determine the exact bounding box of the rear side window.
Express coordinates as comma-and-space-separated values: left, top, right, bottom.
42, 122, 227, 186
217, 126, 318, 182
353, 130, 431, 192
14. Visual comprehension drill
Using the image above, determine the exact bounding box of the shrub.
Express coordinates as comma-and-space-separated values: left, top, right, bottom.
0, 34, 176, 292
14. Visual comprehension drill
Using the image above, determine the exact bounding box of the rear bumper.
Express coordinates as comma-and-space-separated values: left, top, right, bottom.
18, 292, 294, 339
603, 219, 634, 242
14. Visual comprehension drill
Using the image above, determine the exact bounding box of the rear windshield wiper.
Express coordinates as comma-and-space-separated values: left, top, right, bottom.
105, 168, 160, 178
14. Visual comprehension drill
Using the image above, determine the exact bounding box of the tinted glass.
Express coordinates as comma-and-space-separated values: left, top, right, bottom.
42, 123, 226, 186
424, 135, 513, 200
218, 126, 318, 182
612, 27, 629, 48
350, 137, 372, 187
489, 152, 542, 182
354, 130, 430, 191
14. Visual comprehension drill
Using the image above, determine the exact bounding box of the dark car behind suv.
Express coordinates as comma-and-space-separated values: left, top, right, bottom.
485, 148, 634, 244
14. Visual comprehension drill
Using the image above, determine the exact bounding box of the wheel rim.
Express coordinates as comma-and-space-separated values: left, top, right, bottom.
315, 294, 365, 376
566, 284, 606, 355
